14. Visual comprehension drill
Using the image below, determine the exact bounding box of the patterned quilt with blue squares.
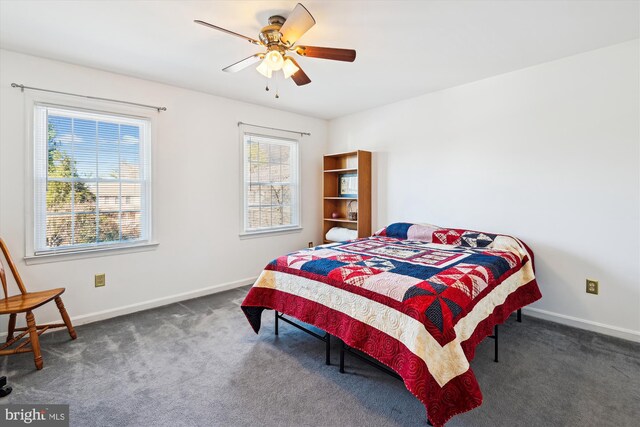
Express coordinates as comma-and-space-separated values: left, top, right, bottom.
242, 222, 541, 427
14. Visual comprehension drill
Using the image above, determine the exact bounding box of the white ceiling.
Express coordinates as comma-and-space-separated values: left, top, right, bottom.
1, 1, 638, 119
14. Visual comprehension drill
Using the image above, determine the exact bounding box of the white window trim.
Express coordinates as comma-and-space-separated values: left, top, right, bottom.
23, 91, 158, 260
239, 126, 302, 237
23, 241, 159, 265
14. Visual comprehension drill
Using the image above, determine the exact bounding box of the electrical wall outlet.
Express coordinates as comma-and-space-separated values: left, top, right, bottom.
95, 274, 106, 288
586, 279, 598, 295
308, 241, 313, 248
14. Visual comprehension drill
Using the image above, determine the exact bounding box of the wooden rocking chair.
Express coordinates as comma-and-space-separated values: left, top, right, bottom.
0, 238, 77, 370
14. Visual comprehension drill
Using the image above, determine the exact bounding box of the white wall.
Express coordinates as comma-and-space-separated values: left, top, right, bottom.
2, 40, 638, 342
0, 49, 327, 331
329, 40, 640, 341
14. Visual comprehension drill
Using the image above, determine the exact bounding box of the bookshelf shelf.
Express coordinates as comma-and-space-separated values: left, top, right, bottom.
322, 150, 371, 243
323, 168, 358, 173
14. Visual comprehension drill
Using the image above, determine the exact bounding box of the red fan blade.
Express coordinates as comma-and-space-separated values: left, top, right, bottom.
222, 54, 264, 73
194, 20, 261, 45
279, 3, 316, 46
287, 57, 311, 86
295, 46, 356, 62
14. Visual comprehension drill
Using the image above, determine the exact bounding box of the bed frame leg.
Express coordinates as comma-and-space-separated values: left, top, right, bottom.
517, 308, 522, 323
274, 310, 279, 336
325, 333, 331, 365
494, 325, 499, 363
339, 340, 345, 373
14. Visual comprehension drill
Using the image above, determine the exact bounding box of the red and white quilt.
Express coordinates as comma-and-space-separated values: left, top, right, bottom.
241, 222, 542, 426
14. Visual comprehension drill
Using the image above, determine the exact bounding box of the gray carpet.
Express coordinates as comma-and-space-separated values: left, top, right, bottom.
1, 286, 639, 426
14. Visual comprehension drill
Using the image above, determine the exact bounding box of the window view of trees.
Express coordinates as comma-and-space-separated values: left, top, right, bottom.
246, 139, 296, 230
45, 114, 143, 249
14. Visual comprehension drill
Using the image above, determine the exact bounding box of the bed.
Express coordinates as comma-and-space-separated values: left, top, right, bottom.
241, 222, 542, 426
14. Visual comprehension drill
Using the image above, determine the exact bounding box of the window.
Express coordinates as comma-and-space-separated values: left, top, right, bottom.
33, 105, 151, 254
242, 133, 299, 234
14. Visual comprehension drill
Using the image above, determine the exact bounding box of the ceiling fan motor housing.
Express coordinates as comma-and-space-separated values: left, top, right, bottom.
268, 15, 286, 26
260, 15, 286, 47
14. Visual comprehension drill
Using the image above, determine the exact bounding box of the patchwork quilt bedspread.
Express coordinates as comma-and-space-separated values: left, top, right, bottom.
241, 223, 542, 426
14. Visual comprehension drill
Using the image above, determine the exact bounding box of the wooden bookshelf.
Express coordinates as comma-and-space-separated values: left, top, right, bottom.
322, 150, 371, 243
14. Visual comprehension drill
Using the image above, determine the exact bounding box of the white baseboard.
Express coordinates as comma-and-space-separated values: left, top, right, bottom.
523, 307, 640, 343
0, 277, 255, 338
3, 280, 638, 344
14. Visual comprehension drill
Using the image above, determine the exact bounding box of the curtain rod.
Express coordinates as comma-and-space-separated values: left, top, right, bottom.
238, 121, 311, 137
11, 83, 167, 112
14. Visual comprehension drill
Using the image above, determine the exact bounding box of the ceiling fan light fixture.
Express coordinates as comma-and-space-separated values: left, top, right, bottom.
282, 57, 300, 79
256, 59, 273, 78
196, 3, 354, 87
264, 50, 284, 71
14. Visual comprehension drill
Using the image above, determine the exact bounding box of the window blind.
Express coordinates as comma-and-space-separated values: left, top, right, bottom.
243, 133, 299, 233
33, 105, 151, 254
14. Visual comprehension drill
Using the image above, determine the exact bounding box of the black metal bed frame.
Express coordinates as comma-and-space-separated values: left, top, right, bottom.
273, 308, 523, 424
274, 308, 521, 365
338, 308, 522, 369
275, 311, 331, 365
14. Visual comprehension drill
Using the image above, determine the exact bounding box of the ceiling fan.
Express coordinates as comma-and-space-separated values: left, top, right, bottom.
195, 3, 356, 87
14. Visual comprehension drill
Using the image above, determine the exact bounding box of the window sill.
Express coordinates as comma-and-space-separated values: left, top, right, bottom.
239, 227, 303, 239
24, 241, 159, 265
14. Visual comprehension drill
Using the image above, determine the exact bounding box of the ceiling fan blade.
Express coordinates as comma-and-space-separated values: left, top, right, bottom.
223, 54, 264, 73
279, 3, 316, 46
287, 57, 311, 86
194, 20, 261, 45
295, 46, 356, 62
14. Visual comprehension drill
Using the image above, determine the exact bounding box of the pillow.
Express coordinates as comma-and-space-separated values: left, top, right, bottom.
432, 228, 530, 260
374, 222, 530, 262
374, 222, 440, 242
491, 235, 528, 257
432, 229, 497, 248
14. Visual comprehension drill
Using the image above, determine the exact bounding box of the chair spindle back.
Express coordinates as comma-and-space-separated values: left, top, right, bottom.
0, 253, 6, 299
0, 238, 28, 297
